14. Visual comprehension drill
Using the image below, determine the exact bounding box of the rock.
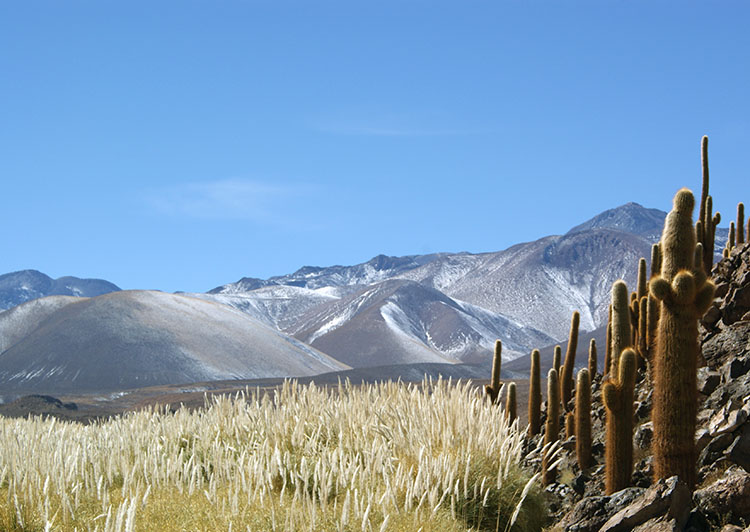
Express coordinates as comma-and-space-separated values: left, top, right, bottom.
723, 355, 750, 381
698, 368, 721, 395
695, 428, 712, 454
699, 432, 736, 466
715, 282, 730, 298
702, 305, 722, 328
599, 476, 691, 532
724, 285, 750, 325
694, 465, 750, 522
718, 526, 744, 532
726, 424, 750, 470
702, 322, 750, 370
684, 508, 711, 532
634, 421, 653, 449
708, 404, 748, 437
555, 487, 644, 532
631, 516, 679, 531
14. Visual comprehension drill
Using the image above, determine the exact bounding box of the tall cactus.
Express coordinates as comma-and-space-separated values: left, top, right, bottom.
553, 345, 562, 377
505, 382, 517, 424
698, 137, 721, 273
565, 412, 575, 438
728, 222, 736, 253
528, 349, 542, 437
560, 311, 580, 410
651, 243, 662, 278
637, 296, 648, 363
542, 368, 560, 485
575, 368, 593, 470
737, 202, 745, 246
604, 305, 612, 376
588, 338, 597, 377
485, 340, 503, 404
603, 348, 637, 494
610, 280, 632, 377
650, 188, 715, 488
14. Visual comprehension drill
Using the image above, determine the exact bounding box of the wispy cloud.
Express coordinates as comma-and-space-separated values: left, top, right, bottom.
145, 179, 315, 226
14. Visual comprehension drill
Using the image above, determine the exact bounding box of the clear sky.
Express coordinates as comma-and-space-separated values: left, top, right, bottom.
1, 2, 748, 293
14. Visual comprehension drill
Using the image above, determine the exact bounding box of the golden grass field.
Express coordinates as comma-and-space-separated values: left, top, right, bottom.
0, 378, 545, 532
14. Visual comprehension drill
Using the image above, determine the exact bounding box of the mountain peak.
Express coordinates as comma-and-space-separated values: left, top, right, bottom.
566, 202, 666, 239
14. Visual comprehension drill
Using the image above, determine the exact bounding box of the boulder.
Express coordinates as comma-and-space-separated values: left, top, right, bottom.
555, 487, 644, 532
726, 424, 750, 471
599, 477, 691, 532
694, 466, 750, 523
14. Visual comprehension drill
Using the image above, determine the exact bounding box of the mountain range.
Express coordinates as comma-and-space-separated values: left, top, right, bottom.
0, 202, 730, 396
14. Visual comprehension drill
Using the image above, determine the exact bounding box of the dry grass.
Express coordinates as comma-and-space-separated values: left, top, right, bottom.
0, 378, 545, 532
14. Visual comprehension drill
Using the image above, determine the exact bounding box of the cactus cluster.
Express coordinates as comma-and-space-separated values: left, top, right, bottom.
486, 136, 733, 502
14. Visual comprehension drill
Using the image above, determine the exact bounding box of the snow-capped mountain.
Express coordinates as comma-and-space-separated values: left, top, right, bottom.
286, 279, 555, 366
0, 270, 120, 310
214, 202, 671, 347
0, 291, 347, 395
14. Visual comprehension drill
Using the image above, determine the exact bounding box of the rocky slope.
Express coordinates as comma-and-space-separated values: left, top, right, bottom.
526, 242, 750, 531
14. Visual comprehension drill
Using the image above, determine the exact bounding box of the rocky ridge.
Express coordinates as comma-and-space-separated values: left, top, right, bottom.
525, 242, 750, 531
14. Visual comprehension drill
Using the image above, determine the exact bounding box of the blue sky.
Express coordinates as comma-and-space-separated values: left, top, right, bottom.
1, 2, 748, 293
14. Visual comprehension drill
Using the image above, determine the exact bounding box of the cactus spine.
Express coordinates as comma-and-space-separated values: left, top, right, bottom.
542, 368, 560, 485
485, 340, 502, 404
588, 338, 597, 377
528, 349, 542, 437
610, 280, 632, 377
603, 348, 636, 494
560, 311, 580, 410
575, 369, 592, 470
737, 202, 745, 246
650, 188, 715, 488
505, 382, 517, 424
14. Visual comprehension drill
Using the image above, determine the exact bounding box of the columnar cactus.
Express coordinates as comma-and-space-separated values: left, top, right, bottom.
651, 243, 662, 278
485, 340, 502, 404
588, 338, 597, 377
605, 305, 612, 376
610, 280, 632, 377
553, 345, 562, 377
528, 349, 542, 437
650, 188, 715, 488
728, 222, 736, 253
698, 137, 721, 273
575, 369, 592, 470
505, 382, 517, 424
565, 412, 574, 438
560, 311, 580, 410
738, 203, 745, 245
603, 348, 636, 494
637, 296, 648, 363
542, 368, 560, 485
